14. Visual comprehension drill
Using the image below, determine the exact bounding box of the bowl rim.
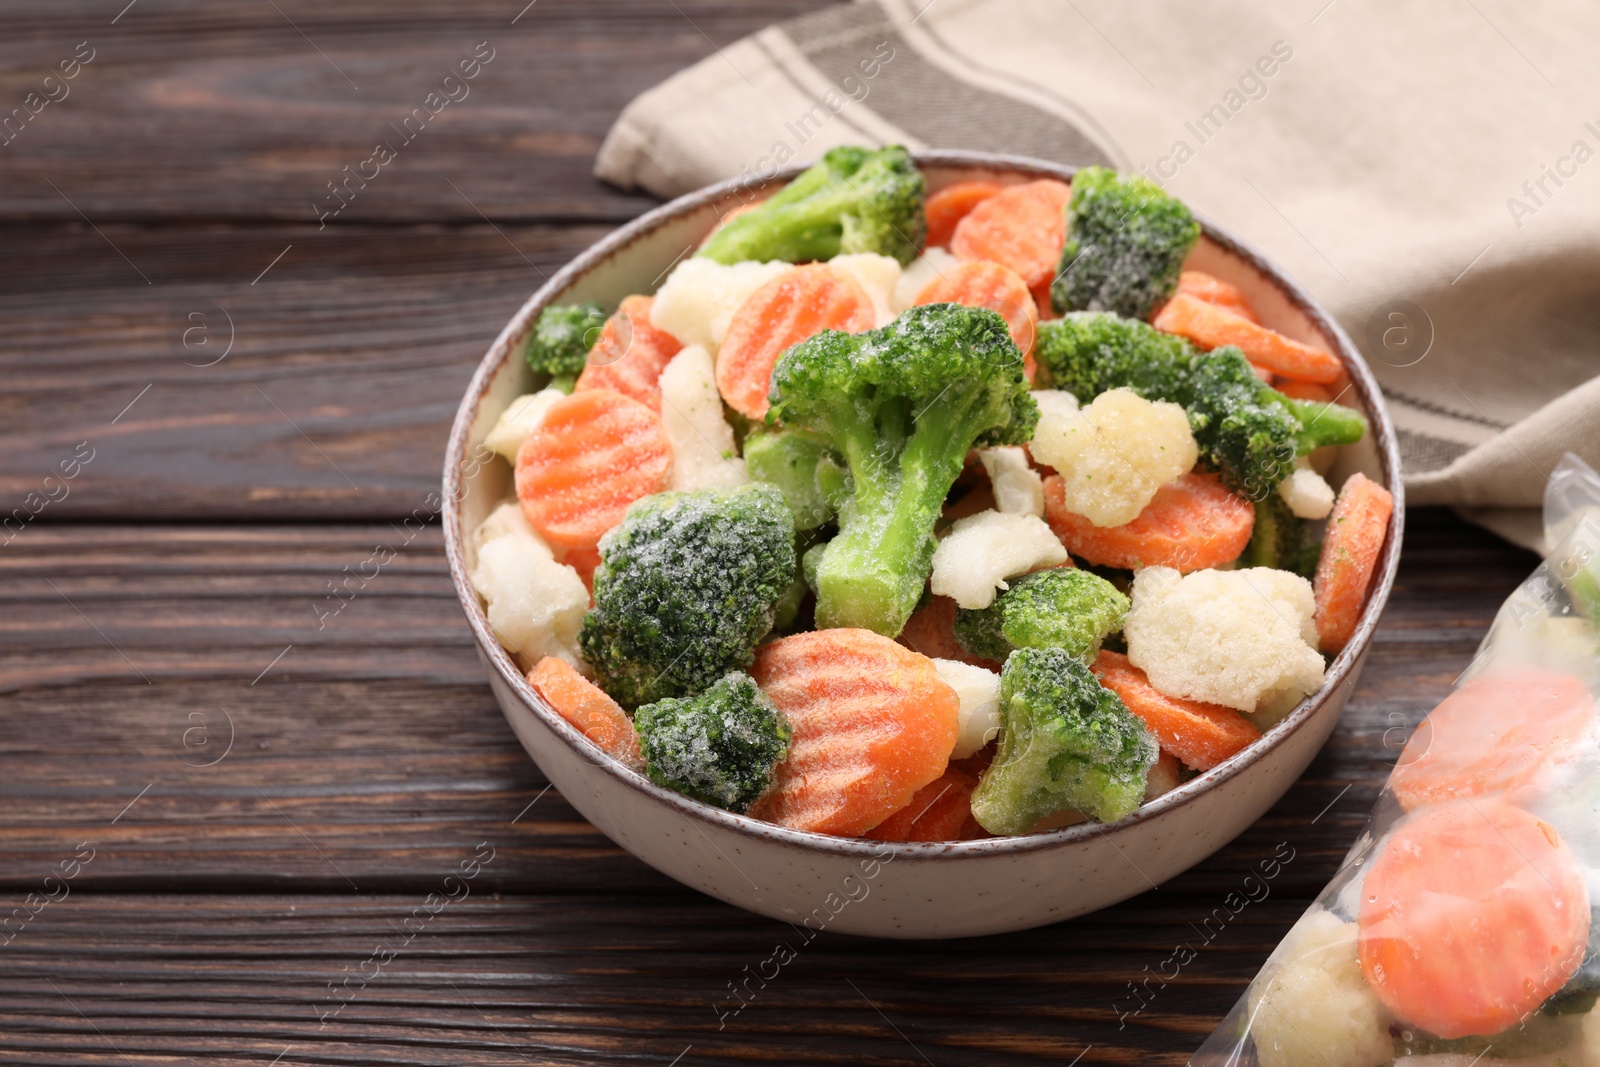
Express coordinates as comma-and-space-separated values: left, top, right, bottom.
442, 148, 1405, 860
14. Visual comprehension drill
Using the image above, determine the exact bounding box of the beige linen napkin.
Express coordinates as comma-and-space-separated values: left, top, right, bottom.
597, 0, 1600, 551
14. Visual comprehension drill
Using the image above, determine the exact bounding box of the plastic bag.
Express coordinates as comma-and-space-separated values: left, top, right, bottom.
1192, 454, 1600, 1067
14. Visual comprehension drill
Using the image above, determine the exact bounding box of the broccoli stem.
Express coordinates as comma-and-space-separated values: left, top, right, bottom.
1286, 394, 1367, 454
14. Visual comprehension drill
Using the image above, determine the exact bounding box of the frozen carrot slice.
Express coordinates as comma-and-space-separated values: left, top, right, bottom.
1030, 278, 1054, 319
716, 264, 875, 419
1358, 798, 1590, 1039
897, 593, 1002, 671
749, 629, 960, 836
915, 259, 1039, 358
526, 656, 644, 770
1044, 472, 1254, 573
924, 180, 1002, 249
559, 543, 602, 598
1389, 669, 1595, 812
1091, 651, 1260, 771
1312, 472, 1393, 653
1174, 270, 1259, 323
1274, 380, 1334, 404
950, 179, 1073, 289
865, 766, 982, 842
574, 295, 683, 411
515, 389, 672, 551
1153, 293, 1342, 384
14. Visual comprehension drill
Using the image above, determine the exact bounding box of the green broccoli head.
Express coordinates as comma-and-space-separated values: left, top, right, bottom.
1245, 493, 1321, 577
970, 647, 1157, 834
768, 303, 1038, 636
580, 484, 797, 708
633, 671, 791, 813
698, 145, 927, 266
1051, 167, 1200, 321
526, 302, 606, 391
1033, 311, 1193, 399
743, 428, 850, 532
954, 568, 1130, 662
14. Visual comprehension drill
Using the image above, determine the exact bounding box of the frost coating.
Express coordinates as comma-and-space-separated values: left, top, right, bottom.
1277, 462, 1336, 520
829, 252, 902, 327
1030, 387, 1198, 528
1125, 566, 1324, 714
1246, 909, 1393, 1067
649, 257, 792, 355
932, 658, 1002, 758
891, 246, 961, 313
953, 567, 1128, 663
977, 446, 1044, 517
470, 503, 588, 667
484, 389, 564, 461
658, 345, 749, 491
634, 671, 791, 813
930, 510, 1068, 610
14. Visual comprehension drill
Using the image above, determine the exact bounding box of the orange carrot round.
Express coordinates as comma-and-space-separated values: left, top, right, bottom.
1153, 293, 1342, 384
527, 656, 644, 770
1274, 380, 1334, 404
749, 629, 959, 836
1358, 798, 1590, 1039
915, 259, 1039, 359
1030, 279, 1054, 320
1174, 270, 1259, 323
1312, 472, 1394, 653
574, 295, 683, 411
515, 389, 672, 551
716, 264, 875, 420
1044, 472, 1254, 573
924, 180, 1002, 249
1091, 651, 1261, 771
950, 179, 1073, 289
1390, 670, 1595, 812
864, 766, 982, 842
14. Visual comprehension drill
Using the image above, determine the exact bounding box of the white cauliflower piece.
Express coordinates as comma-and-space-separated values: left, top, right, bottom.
977, 446, 1044, 517
828, 253, 901, 327
930, 510, 1068, 609
649, 257, 792, 355
1278, 461, 1336, 520
469, 509, 588, 668
1125, 566, 1324, 714
932, 659, 1002, 758
1247, 909, 1393, 1067
473, 501, 536, 559
484, 389, 564, 461
1030, 387, 1199, 528
658, 344, 749, 491
891, 247, 961, 313
1031, 389, 1081, 422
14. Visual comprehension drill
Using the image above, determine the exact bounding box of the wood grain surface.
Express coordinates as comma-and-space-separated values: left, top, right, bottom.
0, 1, 1544, 1063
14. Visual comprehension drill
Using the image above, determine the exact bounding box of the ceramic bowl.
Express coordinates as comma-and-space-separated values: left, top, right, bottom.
442, 150, 1404, 939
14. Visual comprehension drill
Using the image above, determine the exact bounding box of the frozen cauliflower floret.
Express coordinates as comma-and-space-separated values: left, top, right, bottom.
1125, 566, 1324, 714
1247, 909, 1393, 1067
1031, 388, 1081, 423
978, 446, 1044, 517
470, 506, 588, 668
484, 389, 564, 461
930, 510, 1069, 609
658, 344, 749, 491
932, 658, 1002, 758
473, 501, 536, 561
650, 258, 792, 354
891, 246, 961, 313
829, 252, 901, 327
1031, 387, 1199, 528
1277, 461, 1336, 520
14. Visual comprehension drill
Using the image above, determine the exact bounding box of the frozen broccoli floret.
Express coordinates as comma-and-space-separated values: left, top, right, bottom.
1245, 493, 1320, 578
954, 568, 1129, 662
1050, 167, 1200, 321
469, 503, 588, 668
698, 145, 927, 266
1033, 313, 1367, 499
1246, 909, 1394, 1067
526, 302, 606, 391
768, 303, 1038, 635
633, 671, 791, 813
800, 539, 828, 598
929, 510, 1067, 610
743, 428, 849, 532
970, 647, 1157, 833
580, 484, 796, 707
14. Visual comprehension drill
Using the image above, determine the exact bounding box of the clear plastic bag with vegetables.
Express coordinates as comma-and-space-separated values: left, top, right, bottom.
1191, 454, 1600, 1067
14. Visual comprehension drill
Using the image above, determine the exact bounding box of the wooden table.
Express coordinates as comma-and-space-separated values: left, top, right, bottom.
0, 2, 1538, 1063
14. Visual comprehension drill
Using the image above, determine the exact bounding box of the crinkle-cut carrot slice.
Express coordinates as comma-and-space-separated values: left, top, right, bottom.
897, 593, 1002, 671
1174, 270, 1259, 323
1358, 798, 1590, 1039
716, 264, 875, 419
515, 389, 672, 551
915, 259, 1039, 360
1274, 380, 1335, 404
526, 656, 644, 770
950, 179, 1073, 289
749, 629, 960, 836
1389, 669, 1595, 812
1044, 472, 1254, 573
924, 180, 1003, 249
864, 766, 982, 841
1312, 472, 1393, 653
1153, 293, 1342, 384
574, 295, 683, 411
1091, 651, 1260, 771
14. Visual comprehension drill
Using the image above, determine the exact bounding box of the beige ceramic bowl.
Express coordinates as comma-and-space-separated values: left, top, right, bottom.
442, 150, 1403, 939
